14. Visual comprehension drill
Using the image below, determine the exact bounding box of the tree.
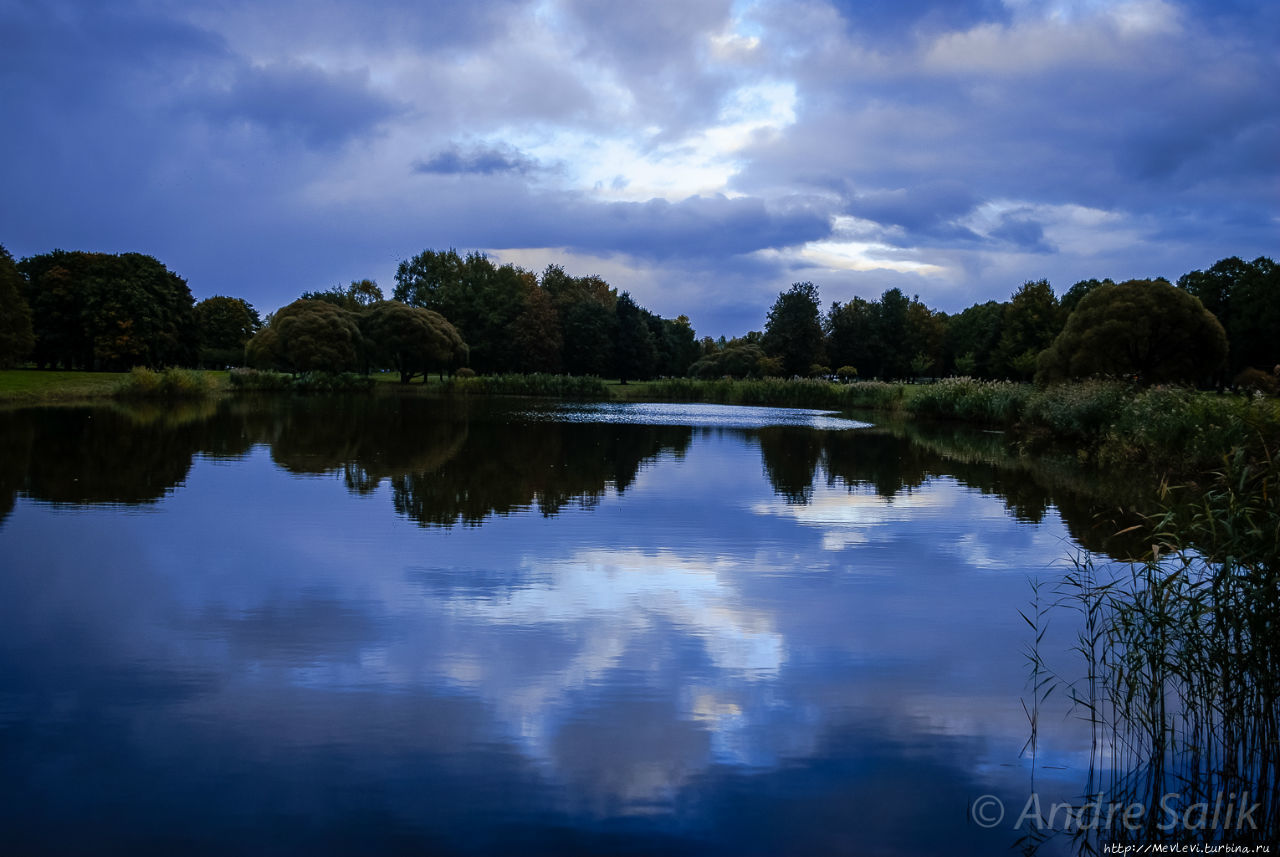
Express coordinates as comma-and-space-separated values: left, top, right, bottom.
871, 288, 911, 379
245, 299, 363, 374
1060, 278, 1113, 316
613, 292, 657, 383
1035, 279, 1227, 385
194, 296, 261, 367
508, 278, 563, 373
826, 297, 876, 378
996, 279, 1062, 380
361, 301, 467, 382
301, 279, 385, 311
944, 300, 1004, 377
1178, 256, 1280, 381
763, 281, 824, 377
18, 250, 196, 370
0, 245, 35, 367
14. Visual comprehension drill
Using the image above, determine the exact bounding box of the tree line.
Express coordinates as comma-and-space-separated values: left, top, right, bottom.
0, 245, 701, 382
2, 240, 1274, 389
740, 257, 1278, 388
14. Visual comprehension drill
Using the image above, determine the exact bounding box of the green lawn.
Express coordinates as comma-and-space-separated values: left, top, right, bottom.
0, 368, 232, 403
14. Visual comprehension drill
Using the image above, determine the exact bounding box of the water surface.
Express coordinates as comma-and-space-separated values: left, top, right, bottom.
0, 397, 1115, 855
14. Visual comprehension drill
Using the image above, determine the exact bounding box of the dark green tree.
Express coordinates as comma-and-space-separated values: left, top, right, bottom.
18, 250, 196, 370
1060, 278, 1113, 316
943, 300, 1004, 377
762, 281, 824, 377
1036, 279, 1227, 385
871, 288, 911, 379
508, 277, 563, 373
1178, 256, 1280, 380
301, 279, 385, 311
245, 299, 363, 374
996, 279, 1062, 379
658, 315, 700, 377
361, 301, 467, 382
0, 245, 35, 367
194, 296, 261, 367
613, 292, 657, 383
825, 297, 876, 378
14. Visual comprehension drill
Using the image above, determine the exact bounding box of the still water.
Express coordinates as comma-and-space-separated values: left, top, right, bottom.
0, 396, 1121, 855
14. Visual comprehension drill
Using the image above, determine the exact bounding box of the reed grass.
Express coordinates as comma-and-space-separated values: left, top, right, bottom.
113, 367, 220, 398
442, 373, 610, 399
1027, 445, 1279, 851
228, 368, 375, 393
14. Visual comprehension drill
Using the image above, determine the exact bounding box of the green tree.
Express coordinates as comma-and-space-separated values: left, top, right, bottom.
18, 250, 196, 370
301, 279, 385, 311
944, 300, 1004, 377
658, 315, 700, 377
1060, 278, 1113, 316
361, 301, 467, 382
508, 277, 563, 373
762, 281, 824, 377
0, 245, 35, 367
194, 296, 261, 368
871, 288, 911, 379
613, 292, 657, 383
1036, 279, 1227, 385
825, 297, 876, 378
246, 299, 363, 374
1178, 256, 1280, 381
996, 279, 1062, 379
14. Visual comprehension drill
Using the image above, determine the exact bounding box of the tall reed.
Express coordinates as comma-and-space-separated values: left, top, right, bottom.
1034, 445, 1279, 851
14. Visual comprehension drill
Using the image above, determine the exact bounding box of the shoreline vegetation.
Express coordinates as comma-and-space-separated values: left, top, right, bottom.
2, 367, 1276, 480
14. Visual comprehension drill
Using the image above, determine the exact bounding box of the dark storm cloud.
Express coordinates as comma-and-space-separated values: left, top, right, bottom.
843, 182, 982, 246
199, 61, 405, 148
412, 145, 539, 177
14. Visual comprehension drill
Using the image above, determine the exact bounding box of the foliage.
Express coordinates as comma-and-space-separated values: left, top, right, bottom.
909, 377, 1031, 424
943, 300, 1004, 378
1234, 366, 1278, 396
227, 368, 374, 393
613, 291, 657, 383
113, 367, 219, 398
1045, 446, 1280, 849
762, 281, 824, 377
996, 279, 1062, 380
1036, 279, 1227, 385
360, 300, 467, 382
689, 342, 774, 379
300, 279, 384, 311
194, 295, 260, 368
0, 245, 35, 367
442, 372, 610, 399
1178, 256, 1280, 381
18, 250, 197, 370
245, 299, 363, 374
835, 365, 857, 381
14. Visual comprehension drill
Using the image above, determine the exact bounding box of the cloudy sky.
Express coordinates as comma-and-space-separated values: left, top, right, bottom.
2, 0, 1276, 337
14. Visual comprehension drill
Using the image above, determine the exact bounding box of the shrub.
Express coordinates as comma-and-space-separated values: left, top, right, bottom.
442, 373, 610, 399
114, 367, 218, 399
227, 368, 374, 393
1235, 367, 1278, 396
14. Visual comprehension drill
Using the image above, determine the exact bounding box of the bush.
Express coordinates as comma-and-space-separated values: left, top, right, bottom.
227, 368, 374, 393
442, 373, 609, 399
114, 367, 219, 399
1234, 367, 1278, 396
908, 377, 1029, 425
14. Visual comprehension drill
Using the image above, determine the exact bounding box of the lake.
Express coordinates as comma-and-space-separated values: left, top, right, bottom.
0, 396, 1131, 855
